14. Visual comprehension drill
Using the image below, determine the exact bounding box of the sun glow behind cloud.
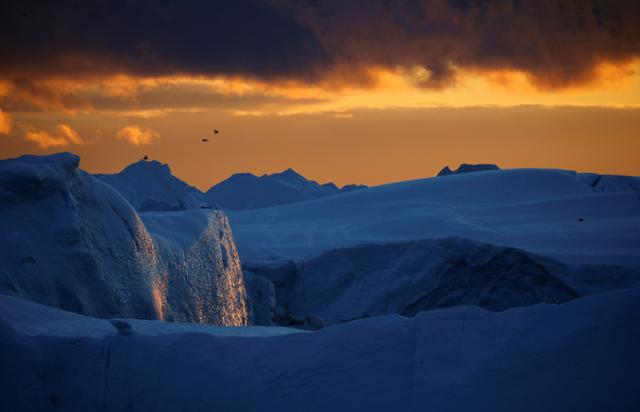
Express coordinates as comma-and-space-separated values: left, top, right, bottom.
3, 59, 639, 121
235, 60, 640, 116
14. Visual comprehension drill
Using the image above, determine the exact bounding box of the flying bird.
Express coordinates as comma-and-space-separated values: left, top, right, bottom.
201, 138, 208, 142
142, 155, 148, 160
213, 129, 219, 134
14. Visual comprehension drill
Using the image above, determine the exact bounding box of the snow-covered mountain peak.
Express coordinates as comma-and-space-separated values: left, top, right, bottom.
95, 159, 205, 211
121, 159, 172, 176
205, 168, 367, 210
272, 167, 306, 181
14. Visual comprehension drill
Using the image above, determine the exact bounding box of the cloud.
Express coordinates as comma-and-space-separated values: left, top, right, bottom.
116, 125, 159, 146
275, 0, 640, 89
0, 0, 329, 81
1, 0, 640, 91
0, 75, 328, 114
0, 108, 11, 134
24, 124, 84, 148
0, 0, 639, 131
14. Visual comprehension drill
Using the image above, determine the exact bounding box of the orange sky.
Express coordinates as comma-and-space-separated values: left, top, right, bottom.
1, 84, 639, 191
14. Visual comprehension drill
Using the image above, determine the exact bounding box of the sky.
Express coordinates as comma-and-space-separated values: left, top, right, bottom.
1, 0, 639, 190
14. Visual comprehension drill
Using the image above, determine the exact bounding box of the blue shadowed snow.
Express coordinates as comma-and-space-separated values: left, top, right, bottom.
1, 285, 638, 411
228, 168, 640, 265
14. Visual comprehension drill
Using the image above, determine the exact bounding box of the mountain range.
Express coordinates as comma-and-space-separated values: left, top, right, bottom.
96, 161, 366, 212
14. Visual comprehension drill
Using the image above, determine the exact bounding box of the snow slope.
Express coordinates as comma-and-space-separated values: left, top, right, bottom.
95, 160, 205, 211
0, 153, 247, 325
261, 238, 639, 325
1, 284, 638, 411
228, 168, 640, 265
204, 168, 366, 210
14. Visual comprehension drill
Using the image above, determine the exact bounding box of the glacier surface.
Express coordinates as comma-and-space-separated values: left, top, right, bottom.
244, 237, 640, 326
228, 168, 640, 265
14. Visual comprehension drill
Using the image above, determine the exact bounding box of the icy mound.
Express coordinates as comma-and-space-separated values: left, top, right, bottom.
95, 160, 205, 211
204, 168, 366, 210
245, 238, 640, 326
437, 163, 500, 176
0, 153, 162, 319
229, 168, 640, 265
0, 153, 247, 325
1, 283, 638, 411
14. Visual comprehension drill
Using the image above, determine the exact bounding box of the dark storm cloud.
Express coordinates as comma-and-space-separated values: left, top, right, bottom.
274, 0, 640, 88
0, 0, 331, 80
1, 0, 640, 88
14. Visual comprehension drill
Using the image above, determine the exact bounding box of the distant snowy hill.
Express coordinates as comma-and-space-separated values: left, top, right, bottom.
2, 284, 639, 411
244, 238, 640, 326
228, 168, 640, 265
0, 153, 248, 325
437, 163, 500, 176
204, 168, 366, 210
95, 160, 205, 211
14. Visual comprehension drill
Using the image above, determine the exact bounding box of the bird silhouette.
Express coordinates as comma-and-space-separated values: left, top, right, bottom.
202, 138, 209, 142
142, 155, 148, 160
214, 129, 219, 134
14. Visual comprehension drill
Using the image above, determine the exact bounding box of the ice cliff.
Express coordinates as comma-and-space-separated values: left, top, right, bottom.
244, 238, 640, 327
0, 153, 248, 325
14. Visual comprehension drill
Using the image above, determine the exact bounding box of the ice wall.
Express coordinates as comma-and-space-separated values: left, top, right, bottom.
0, 153, 248, 326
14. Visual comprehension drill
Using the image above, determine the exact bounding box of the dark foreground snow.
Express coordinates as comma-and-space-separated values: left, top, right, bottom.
1, 284, 639, 411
